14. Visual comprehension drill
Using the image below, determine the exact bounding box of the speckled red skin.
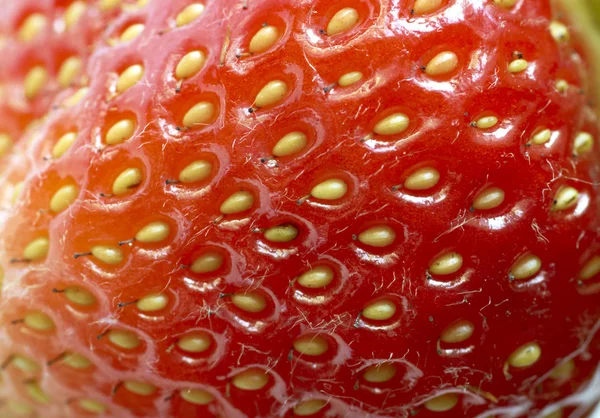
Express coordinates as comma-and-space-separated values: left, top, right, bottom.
0, 0, 599, 417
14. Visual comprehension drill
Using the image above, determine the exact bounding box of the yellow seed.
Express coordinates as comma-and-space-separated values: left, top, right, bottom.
62, 352, 92, 369
12, 355, 40, 372
362, 299, 396, 321
429, 252, 463, 275
0, 133, 13, 156
579, 255, 600, 281
425, 51, 458, 76
136, 294, 168, 312
220, 191, 254, 215
255, 80, 288, 108
544, 410, 564, 418
23, 237, 49, 261
472, 187, 505, 210
550, 359, 575, 379
508, 59, 529, 73
24, 311, 55, 331
373, 113, 410, 136
116, 64, 144, 93
90, 245, 124, 265
112, 167, 142, 195
108, 329, 140, 350
508, 342, 542, 368
182, 101, 215, 128
191, 252, 223, 273
99, 0, 121, 11
326, 7, 359, 36
552, 186, 579, 211
179, 160, 212, 183
124, 381, 156, 396
12, 182, 24, 205
50, 184, 79, 213
264, 224, 299, 243
18, 13, 47, 42
549, 21, 570, 43
424, 394, 459, 412
53, 132, 77, 158
358, 225, 395, 247
272, 131, 307, 157
555, 79, 569, 93
24, 66, 48, 99
7, 400, 34, 415
475, 116, 498, 129
64, 1, 86, 30
362, 363, 397, 383
105, 119, 136, 145
175, 50, 206, 79
177, 332, 212, 353
25, 381, 50, 404
412, 0, 444, 14
531, 129, 552, 145
510, 254, 541, 280
493, 0, 518, 7
297, 265, 334, 289
64, 286, 97, 306
120, 23, 145, 43
180, 388, 214, 405
64, 87, 88, 107
310, 178, 348, 200
79, 399, 107, 414
338, 71, 363, 87
293, 400, 327, 416
573, 132, 594, 155
58, 56, 83, 88
440, 319, 475, 344
176, 3, 205, 27
232, 368, 269, 391
249, 25, 279, 54
404, 167, 440, 190
135, 221, 170, 243
232, 291, 267, 313
293, 335, 329, 356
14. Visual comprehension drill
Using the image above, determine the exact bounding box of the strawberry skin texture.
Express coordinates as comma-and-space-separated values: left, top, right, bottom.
0, 0, 599, 417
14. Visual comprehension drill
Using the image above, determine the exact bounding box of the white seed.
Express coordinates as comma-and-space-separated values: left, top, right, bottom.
64, 1, 86, 30
549, 21, 570, 43
175, 51, 206, 80
264, 224, 299, 243
24, 311, 55, 331
177, 332, 212, 353
412, 0, 444, 14
232, 368, 269, 391
555, 79, 569, 93
249, 25, 279, 54
191, 252, 223, 273
475, 116, 498, 129
429, 252, 463, 275
106, 119, 136, 145
404, 167, 440, 190
362, 363, 397, 383
176, 3, 205, 27
0, 133, 13, 157
50, 184, 78, 213
293, 335, 329, 356
232, 291, 267, 313
108, 329, 140, 350
338, 71, 363, 87
254, 80, 288, 108
424, 394, 459, 412
220, 191, 254, 215
62, 352, 92, 369
120, 23, 145, 43
180, 389, 214, 405
124, 381, 156, 396
18, 13, 47, 42
78, 399, 107, 414
508, 341, 542, 368
58, 56, 83, 88
326, 7, 359, 36
508, 59, 529, 73
135, 221, 170, 243
64, 286, 96, 306
440, 319, 475, 344
373, 113, 410, 136
64, 87, 88, 107
310, 178, 347, 200
552, 186, 579, 211
425, 51, 458, 76
182, 101, 215, 128
472, 187, 505, 210
23, 237, 49, 261
136, 294, 168, 312
531, 128, 552, 145
116, 64, 144, 93
510, 254, 542, 280
24, 66, 48, 99
493, 0, 518, 8
53, 132, 77, 158
362, 299, 396, 321
550, 359, 575, 379
272, 131, 307, 157
90, 245, 124, 265
112, 168, 142, 195
573, 132, 594, 155
12, 355, 40, 372
293, 400, 327, 416
25, 381, 50, 404
297, 265, 334, 289
579, 256, 600, 281
179, 160, 212, 183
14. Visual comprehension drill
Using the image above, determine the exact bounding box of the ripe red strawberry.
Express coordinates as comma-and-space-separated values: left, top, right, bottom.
0, 0, 599, 417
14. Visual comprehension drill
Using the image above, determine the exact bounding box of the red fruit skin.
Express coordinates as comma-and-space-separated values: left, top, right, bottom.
0, 0, 599, 417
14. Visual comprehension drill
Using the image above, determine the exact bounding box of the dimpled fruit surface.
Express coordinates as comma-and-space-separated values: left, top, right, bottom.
0, 0, 599, 417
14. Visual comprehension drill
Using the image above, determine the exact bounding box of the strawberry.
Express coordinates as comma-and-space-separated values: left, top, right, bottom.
0, 0, 599, 417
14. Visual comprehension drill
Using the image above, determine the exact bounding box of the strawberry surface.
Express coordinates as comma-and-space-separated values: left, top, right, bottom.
0, 0, 599, 417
